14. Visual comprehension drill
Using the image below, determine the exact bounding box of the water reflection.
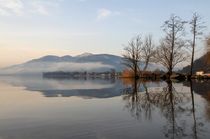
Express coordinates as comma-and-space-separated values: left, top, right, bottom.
184, 80, 210, 121
122, 79, 157, 120
0, 76, 210, 139
122, 79, 210, 139
0, 76, 123, 98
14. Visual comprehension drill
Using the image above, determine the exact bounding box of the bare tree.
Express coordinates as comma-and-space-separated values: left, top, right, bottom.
142, 35, 155, 71
206, 35, 210, 52
189, 12, 205, 76
156, 39, 188, 74
122, 35, 142, 78
206, 35, 210, 64
155, 14, 188, 77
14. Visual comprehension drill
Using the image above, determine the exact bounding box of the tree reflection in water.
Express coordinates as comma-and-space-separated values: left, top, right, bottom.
122, 79, 155, 120
190, 80, 210, 121
190, 81, 197, 139
121, 79, 207, 139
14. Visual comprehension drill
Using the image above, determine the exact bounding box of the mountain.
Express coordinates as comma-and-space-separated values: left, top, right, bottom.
180, 52, 210, 74
0, 53, 164, 75
75, 52, 93, 57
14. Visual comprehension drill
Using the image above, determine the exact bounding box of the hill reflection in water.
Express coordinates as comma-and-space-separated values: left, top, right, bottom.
0, 76, 163, 99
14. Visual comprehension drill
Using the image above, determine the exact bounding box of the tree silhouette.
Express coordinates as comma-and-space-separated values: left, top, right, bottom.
189, 13, 206, 76
206, 35, 210, 65
142, 35, 156, 71
155, 15, 188, 77
122, 35, 142, 78
122, 35, 156, 78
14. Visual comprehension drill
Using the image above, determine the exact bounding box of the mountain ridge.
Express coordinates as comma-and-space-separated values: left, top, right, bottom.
0, 53, 164, 75
180, 52, 210, 73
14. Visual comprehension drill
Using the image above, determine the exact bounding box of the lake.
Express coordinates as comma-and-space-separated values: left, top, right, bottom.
0, 76, 210, 139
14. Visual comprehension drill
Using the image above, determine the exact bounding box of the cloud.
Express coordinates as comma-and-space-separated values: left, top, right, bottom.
97, 8, 111, 19
97, 8, 120, 20
0, 0, 62, 16
30, 0, 63, 16
0, 0, 23, 16
0, 8, 10, 16
78, 0, 87, 2
30, 1, 51, 16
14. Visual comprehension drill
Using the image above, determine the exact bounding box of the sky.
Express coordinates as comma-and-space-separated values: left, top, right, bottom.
0, 0, 210, 68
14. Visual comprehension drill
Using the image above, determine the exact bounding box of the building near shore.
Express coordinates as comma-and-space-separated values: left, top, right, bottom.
196, 71, 204, 76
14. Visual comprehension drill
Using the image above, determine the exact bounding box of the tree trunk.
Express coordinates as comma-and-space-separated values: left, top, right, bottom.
169, 24, 175, 78
190, 23, 196, 77
143, 58, 149, 72
134, 61, 138, 79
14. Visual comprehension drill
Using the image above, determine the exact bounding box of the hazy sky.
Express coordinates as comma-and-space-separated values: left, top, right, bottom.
0, 0, 210, 68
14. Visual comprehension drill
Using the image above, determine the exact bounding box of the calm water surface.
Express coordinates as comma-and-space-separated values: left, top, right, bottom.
0, 76, 210, 139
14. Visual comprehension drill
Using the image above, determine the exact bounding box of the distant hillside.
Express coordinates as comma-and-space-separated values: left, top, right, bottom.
0, 53, 164, 75
181, 52, 210, 74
